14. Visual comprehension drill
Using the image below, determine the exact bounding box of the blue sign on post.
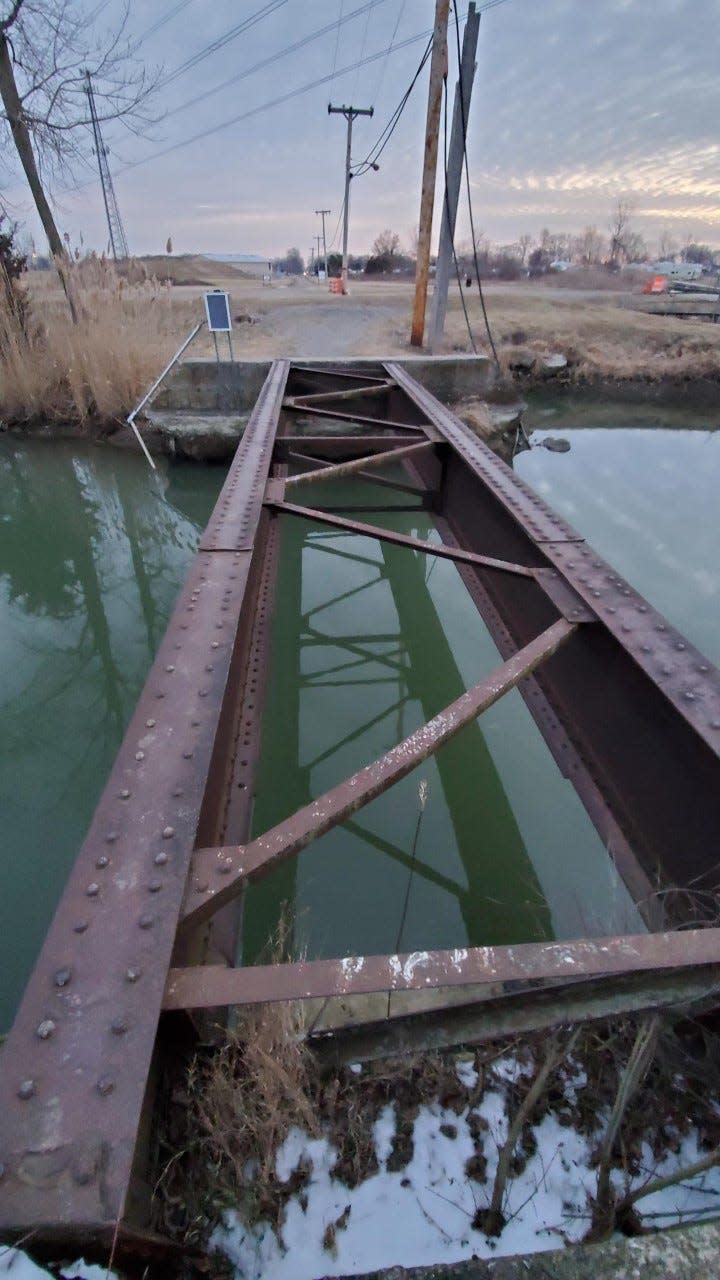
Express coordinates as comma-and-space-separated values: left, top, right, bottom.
204, 290, 232, 332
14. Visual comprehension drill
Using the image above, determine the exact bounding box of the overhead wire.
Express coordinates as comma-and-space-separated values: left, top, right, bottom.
442, 71, 477, 353
451, 0, 501, 366
351, 33, 433, 177
372, 0, 406, 103
330, 0, 346, 81
160, 0, 390, 124
351, 1, 374, 100
104, 20, 454, 178
159, 0, 288, 89
134, 0, 195, 45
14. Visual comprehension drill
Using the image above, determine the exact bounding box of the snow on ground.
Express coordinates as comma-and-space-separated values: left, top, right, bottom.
0, 1254, 114, 1279
4, 1061, 720, 1280
213, 1063, 720, 1280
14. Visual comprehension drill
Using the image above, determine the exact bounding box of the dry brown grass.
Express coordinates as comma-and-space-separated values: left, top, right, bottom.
443, 284, 720, 382
0, 258, 201, 426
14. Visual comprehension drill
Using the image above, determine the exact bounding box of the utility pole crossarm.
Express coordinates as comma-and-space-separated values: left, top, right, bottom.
328, 103, 374, 293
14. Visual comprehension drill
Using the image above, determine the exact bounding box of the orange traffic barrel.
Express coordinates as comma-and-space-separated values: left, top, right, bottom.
329, 277, 345, 294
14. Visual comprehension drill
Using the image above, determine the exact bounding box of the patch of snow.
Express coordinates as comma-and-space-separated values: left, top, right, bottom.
455, 1058, 478, 1090
374, 1105, 396, 1167
0, 1253, 116, 1280
492, 1053, 534, 1084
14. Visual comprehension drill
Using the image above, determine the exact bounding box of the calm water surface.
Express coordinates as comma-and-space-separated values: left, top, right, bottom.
0, 439, 223, 1030
517, 397, 720, 665
2, 406, 717, 1029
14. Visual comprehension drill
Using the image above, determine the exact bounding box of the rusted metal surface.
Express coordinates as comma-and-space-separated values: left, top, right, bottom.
5, 356, 720, 1262
313, 966, 720, 1065
163, 928, 720, 1011
284, 440, 435, 488
388, 362, 720, 900
266, 500, 538, 578
0, 361, 289, 1247
201, 359, 288, 552
180, 618, 575, 931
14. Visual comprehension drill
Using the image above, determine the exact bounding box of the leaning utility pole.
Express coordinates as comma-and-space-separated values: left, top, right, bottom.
85, 71, 129, 261
316, 207, 330, 280
410, 0, 450, 346
328, 103, 373, 292
429, 2, 480, 350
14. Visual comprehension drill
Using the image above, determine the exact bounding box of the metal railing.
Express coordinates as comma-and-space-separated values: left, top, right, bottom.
126, 320, 205, 469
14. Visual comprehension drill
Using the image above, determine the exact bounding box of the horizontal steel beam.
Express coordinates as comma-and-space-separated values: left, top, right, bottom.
285, 380, 394, 406
180, 618, 575, 931
163, 927, 720, 1011
282, 403, 428, 433
276, 435, 425, 458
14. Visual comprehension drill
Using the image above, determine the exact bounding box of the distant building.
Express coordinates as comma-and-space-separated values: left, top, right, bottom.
652, 261, 703, 281
203, 252, 270, 279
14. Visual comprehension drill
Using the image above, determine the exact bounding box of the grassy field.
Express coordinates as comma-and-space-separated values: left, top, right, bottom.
3, 257, 720, 428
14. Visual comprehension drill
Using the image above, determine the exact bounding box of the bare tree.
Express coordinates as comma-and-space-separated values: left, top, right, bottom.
574, 225, 605, 266
517, 233, 532, 266
371, 229, 401, 260
0, 0, 156, 315
657, 228, 678, 261
608, 198, 635, 266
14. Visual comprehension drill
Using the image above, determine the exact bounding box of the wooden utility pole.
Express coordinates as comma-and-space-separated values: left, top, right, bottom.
316, 208, 330, 280
328, 103, 374, 292
429, 3, 480, 350
410, 0, 450, 346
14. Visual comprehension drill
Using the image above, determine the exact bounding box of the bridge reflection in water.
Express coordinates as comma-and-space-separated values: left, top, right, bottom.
243, 475, 642, 967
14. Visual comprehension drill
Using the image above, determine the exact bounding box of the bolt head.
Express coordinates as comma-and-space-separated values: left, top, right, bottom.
154, 851, 168, 866
74, 920, 89, 934
97, 1075, 115, 1097
146, 718, 156, 728
54, 967, 72, 988
148, 880, 162, 893
36, 1019, 56, 1040
86, 883, 100, 897
18, 1079, 36, 1100
96, 855, 109, 870
125, 967, 142, 982
162, 826, 175, 839
135, 751, 145, 762
111, 1018, 128, 1036
120, 789, 131, 799
138, 913, 155, 929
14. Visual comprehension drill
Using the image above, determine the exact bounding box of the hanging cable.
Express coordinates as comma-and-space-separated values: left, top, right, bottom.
159, 0, 288, 89
442, 73, 477, 353
372, 0, 406, 103
451, 0, 500, 366
330, 0, 346, 81
351, 33, 433, 177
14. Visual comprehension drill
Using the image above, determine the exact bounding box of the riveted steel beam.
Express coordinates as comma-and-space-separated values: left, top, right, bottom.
163, 928, 720, 1012
0, 361, 289, 1255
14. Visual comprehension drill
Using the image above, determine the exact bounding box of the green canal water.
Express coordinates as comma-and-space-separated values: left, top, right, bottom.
1, 406, 718, 1029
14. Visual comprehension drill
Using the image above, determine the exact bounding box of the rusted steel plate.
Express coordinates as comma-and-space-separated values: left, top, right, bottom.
265, 500, 537, 578
386, 362, 584, 544
180, 618, 576, 931
163, 926, 720, 1011
200, 359, 289, 551
539, 540, 720, 756
0, 363, 287, 1239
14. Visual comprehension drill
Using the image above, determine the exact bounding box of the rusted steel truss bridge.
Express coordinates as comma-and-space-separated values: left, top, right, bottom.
1, 360, 720, 1265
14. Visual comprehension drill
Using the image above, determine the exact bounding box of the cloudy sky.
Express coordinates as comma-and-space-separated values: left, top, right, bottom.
6, 0, 720, 258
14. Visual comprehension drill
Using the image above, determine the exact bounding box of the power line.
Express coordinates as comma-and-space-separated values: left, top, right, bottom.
159, 0, 288, 89
134, 0, 195, 44
351, 2, 373, 100
160, 0, 390, 124
351, 33, 433, 178
330, 0, 346, 81
451, 0, 501, 365
107, 20, 456, 178
372, 0, 406, 102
